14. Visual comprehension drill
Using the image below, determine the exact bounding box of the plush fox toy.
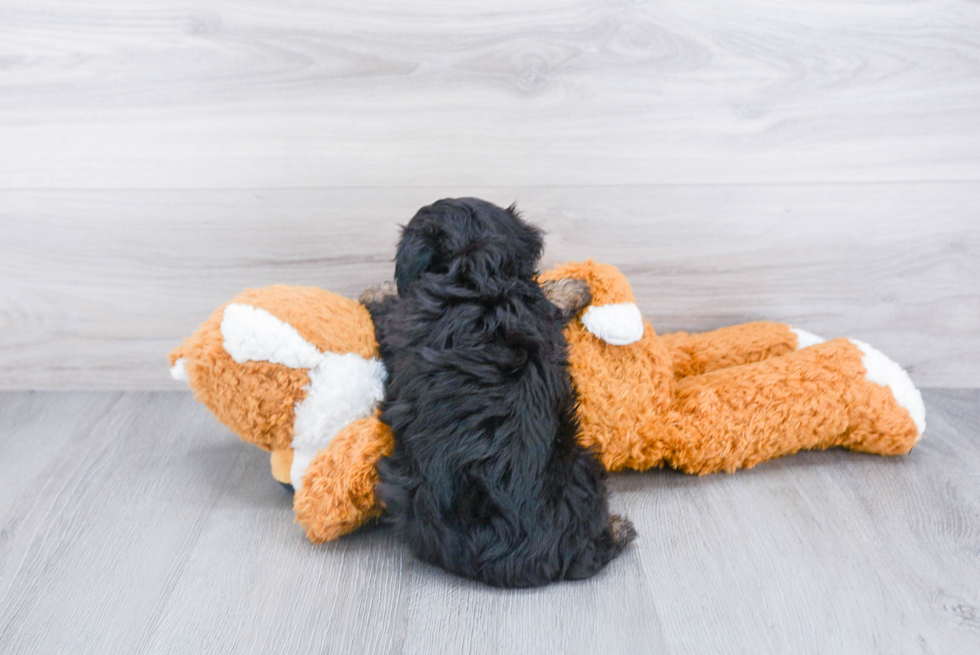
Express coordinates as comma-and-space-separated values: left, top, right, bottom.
170, 260, 925, 543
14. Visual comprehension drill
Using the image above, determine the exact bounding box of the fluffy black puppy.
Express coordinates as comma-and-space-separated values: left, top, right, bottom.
367, 198, 635, 588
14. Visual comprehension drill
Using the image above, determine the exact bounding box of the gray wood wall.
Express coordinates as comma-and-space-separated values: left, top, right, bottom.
2, 1, 979, 390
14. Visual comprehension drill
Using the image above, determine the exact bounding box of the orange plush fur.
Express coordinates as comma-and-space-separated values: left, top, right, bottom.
171, 262, 922, 543
293, 415, 394, 542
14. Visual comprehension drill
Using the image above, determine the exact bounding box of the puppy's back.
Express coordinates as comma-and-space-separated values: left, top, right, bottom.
374, 199, 635, 587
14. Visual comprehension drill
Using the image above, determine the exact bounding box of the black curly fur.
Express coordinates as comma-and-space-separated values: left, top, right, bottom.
367, 198, 635, 588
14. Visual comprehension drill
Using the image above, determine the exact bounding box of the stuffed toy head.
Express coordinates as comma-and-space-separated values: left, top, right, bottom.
169, 286, 384, 490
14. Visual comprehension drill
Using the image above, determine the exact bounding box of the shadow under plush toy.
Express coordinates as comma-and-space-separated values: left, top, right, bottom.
170, 259, 925, 543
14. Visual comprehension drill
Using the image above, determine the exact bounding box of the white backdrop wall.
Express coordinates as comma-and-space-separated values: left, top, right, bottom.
1, 1, 978, 389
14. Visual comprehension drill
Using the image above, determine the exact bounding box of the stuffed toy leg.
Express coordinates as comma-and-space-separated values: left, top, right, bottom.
170, 261, 924, 543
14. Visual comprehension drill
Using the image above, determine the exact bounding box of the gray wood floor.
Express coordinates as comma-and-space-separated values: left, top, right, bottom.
0, 389, 977, 654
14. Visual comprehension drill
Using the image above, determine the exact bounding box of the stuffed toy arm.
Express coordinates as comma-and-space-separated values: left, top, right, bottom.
293, 414, 394, 543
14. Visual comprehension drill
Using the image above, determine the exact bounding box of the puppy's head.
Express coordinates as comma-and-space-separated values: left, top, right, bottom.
394, 198, 543, 294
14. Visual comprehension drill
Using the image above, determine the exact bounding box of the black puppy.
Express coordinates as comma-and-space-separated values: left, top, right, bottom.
367, 198, 635, 588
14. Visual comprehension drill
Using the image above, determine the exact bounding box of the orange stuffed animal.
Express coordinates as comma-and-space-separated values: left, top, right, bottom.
170, 260, 924, 543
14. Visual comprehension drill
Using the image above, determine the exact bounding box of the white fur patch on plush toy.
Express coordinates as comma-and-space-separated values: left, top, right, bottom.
170, 357, 189, 382
790, 327, 825, 350
219, 302, 387, 490
221, 303, 324, 369
849, 339, 926, 440
581, 303, 644, 346
291, 353, 386, 489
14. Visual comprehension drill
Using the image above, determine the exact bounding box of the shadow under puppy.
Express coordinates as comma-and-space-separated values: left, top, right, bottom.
367, 198, 635, 588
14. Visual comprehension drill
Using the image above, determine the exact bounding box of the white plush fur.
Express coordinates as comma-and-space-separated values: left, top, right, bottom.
849, 339, 926, 440
290, 447, 320, 493
290, 353, 387, 489
581, 302, 645, 346
170, 357, 189, 383
221, 303, 324, 369
790, 327, 825, 350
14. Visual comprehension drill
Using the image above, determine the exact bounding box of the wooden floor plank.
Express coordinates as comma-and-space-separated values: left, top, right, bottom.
0, 392, 248, 654
0, 390, 977, 653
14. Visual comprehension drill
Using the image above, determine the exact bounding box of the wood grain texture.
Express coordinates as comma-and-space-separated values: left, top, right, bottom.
2, 185, 978, 389
0, 389, 977, 654
1, 0, 980, 188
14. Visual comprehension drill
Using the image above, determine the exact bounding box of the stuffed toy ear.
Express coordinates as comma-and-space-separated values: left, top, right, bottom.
539, 260, 645, 345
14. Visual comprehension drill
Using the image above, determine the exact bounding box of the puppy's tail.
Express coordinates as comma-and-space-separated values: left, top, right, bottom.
606, 514, 638, 555
563, 514, 637, 582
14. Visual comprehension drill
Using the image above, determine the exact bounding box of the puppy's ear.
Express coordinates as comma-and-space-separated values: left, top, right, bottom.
358, 280, 397, 305
506, 203, 544, 277
541, 278, 592, 320
394, 221, 445, 295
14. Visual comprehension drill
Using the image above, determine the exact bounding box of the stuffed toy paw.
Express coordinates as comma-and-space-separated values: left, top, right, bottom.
170, 261, 925, 543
